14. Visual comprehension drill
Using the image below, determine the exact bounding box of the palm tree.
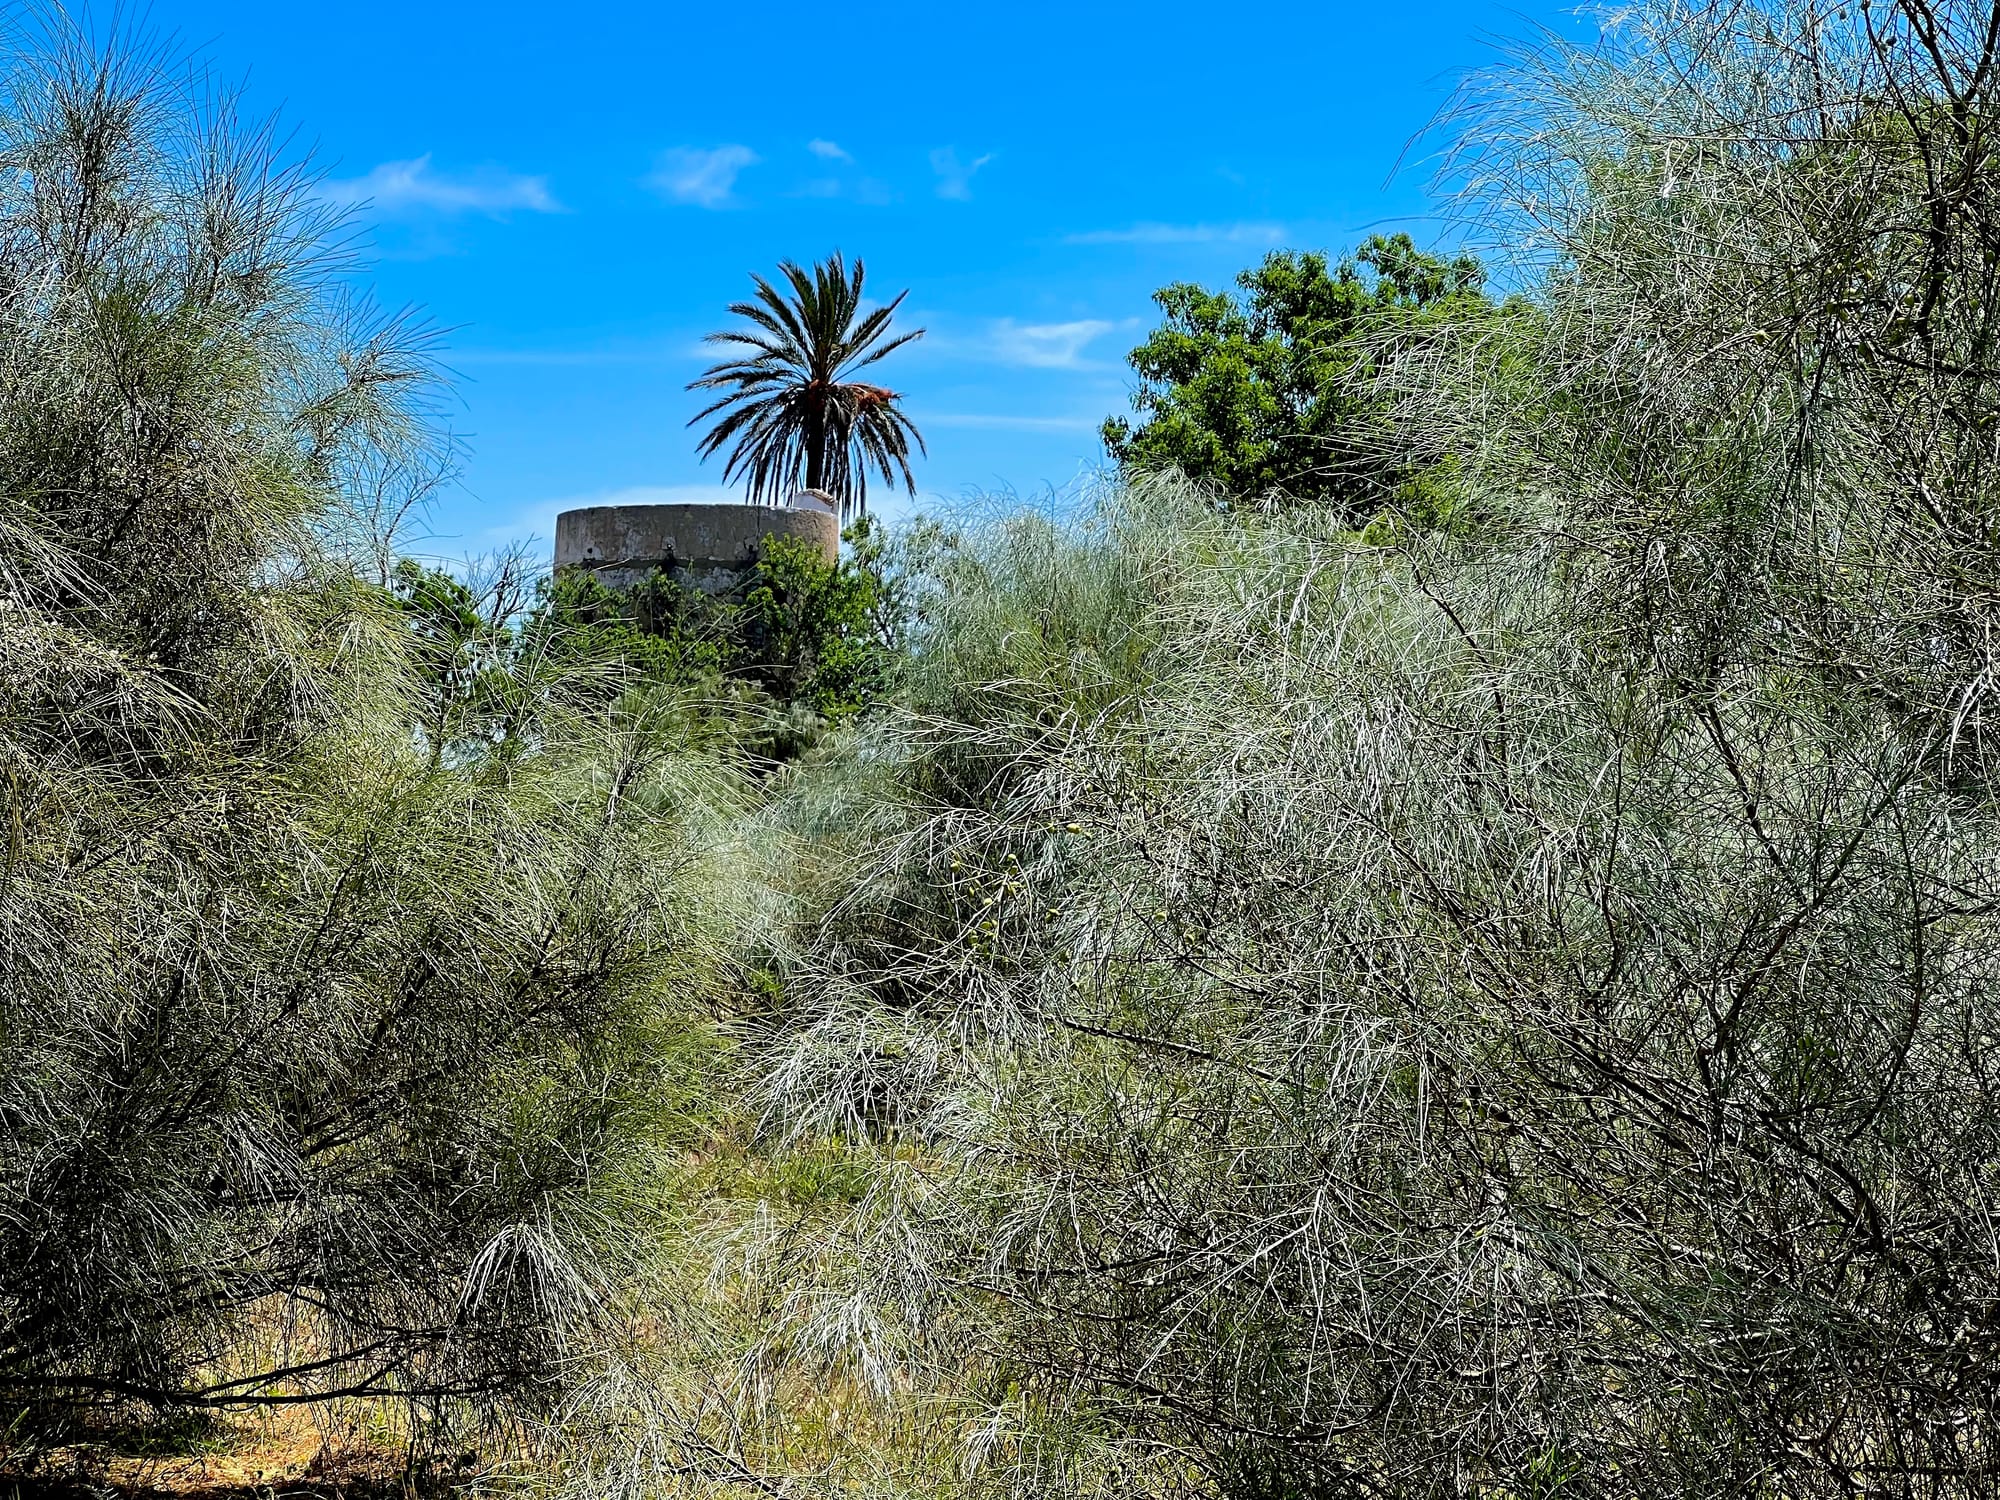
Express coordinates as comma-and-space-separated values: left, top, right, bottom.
688, 254, 926, 520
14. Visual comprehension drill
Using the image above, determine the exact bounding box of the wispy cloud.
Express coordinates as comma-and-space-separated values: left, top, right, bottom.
479, 484, 744, 549
930, 146, 995, 201
649, 145, 759, 208
1064, 220, 1289, 246
986, 318, 1118, 369
320, 155, 560, 217
795, 174, 893, 205
793, 139, 892, 204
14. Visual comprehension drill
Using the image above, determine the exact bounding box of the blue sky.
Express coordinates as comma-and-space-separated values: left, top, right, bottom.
139, 0, 1594, 557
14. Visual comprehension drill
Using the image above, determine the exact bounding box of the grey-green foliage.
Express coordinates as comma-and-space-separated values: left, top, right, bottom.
747, 2, 2000, 1494
0, 28, 739, 1421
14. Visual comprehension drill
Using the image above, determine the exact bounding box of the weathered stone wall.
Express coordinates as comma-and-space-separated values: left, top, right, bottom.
553, 502, 840, 593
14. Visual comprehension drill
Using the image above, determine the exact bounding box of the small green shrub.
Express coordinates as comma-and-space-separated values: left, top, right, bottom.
738, 533, 896, 719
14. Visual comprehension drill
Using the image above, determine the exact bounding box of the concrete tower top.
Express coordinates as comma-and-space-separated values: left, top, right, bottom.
554, 501, 839, 593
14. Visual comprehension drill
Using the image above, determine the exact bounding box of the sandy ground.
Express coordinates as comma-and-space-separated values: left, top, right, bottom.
1, 1405, 473, 1500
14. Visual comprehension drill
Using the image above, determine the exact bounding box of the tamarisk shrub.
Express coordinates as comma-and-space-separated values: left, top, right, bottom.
747, 3, 2000, 1494
0, 26, 737, 1426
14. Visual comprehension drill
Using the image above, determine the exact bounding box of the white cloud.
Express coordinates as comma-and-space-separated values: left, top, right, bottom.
807, 138, 852, 162
477, 484, 744, 550
1064, 220, 1289, 246
319, 155, 560, 217
930, 146, 995, 201
987, 318, 1117, 369
649, 145, 759, 208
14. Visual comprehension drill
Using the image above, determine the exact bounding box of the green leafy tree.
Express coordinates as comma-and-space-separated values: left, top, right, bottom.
391, 560, 520, 755
1102, 233, 1490, 513
525, 566, 733, 696
738, 532, 897, 719
688, 254, 927, 521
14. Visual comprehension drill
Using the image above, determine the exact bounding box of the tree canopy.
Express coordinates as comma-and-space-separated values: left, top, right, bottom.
1102, 233, 1491, 514
0, 27, 738, 1423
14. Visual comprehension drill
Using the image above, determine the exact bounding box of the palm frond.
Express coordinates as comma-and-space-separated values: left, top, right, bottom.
687, 254, 926, 518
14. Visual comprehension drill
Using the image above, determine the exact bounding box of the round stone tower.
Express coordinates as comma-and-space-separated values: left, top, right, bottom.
553, 500, 839, 594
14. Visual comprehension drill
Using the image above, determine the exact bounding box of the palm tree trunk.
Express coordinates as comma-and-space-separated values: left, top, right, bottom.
804, 387, 826, 494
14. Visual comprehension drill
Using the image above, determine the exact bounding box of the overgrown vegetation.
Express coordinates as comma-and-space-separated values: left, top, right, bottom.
0, 16, 740, 1440
14, 1, 2000, 1498
745, 0, 2000, 1494
520, 521, 906, 751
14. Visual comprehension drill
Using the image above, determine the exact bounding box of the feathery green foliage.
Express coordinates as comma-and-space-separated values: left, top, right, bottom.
27, 3, 2000, 1498
0, 24, 742, 1428
734, 3, 2000, 1495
